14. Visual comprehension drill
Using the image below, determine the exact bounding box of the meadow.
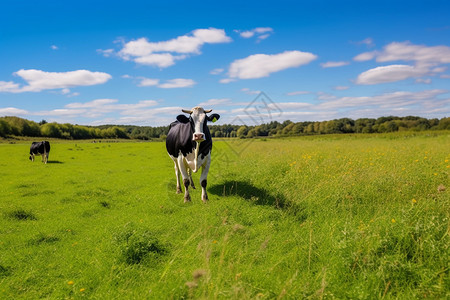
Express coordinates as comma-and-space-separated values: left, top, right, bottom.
0, 132, 448, 299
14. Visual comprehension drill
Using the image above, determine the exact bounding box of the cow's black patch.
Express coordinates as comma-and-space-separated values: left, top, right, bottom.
166, 116, 215, 159
29, 141, 50, 160
183, 178, 190, 188
201, 179, 207, 188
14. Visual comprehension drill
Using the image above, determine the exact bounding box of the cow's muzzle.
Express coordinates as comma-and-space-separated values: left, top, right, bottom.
193, 133, 205, 142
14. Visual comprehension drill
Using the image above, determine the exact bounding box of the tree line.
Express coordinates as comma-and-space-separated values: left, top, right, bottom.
0, 115, 449, 140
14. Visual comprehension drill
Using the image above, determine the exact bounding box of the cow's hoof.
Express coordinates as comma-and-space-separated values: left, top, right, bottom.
202, 197, 208, 204
184, 196, 191, 203
176, 188, 182, 194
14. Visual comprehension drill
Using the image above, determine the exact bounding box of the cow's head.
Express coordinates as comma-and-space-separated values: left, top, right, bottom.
177, 107, 220, 142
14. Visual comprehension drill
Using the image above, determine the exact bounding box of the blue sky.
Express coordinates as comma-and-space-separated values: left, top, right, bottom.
1, 0, 450, 126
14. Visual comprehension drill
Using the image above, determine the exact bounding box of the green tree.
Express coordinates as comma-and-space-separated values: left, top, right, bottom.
438, 117, 450, 130
0, 119, 12, 137
236, 126, 248, 138
40, 123, 62, 138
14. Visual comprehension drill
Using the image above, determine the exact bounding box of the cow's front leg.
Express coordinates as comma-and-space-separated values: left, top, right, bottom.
183, 178, 191, 202
200, 156, 211, 203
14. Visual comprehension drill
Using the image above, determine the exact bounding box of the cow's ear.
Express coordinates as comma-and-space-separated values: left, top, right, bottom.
176, 114, 190, 123
207, 113, 220, 123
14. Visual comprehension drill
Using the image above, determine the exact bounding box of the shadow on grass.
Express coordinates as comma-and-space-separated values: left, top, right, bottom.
208, 180, 284, 207
47, 160, 64, 164
209, 180, 308, 222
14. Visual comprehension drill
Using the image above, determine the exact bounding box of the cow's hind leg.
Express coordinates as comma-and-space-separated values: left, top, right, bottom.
200, 156, 211, 203
188, 168, 196, 189
178, 156, 191, 203
170, 156, 182, 194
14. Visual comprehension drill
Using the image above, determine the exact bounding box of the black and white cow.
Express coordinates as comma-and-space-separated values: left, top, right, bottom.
166, 107, 220, 203
29, 141, 51, 164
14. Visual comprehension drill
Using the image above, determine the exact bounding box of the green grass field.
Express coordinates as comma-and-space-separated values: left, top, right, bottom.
0, 133, 449, 299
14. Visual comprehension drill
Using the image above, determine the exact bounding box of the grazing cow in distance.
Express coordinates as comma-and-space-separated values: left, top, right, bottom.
29, 141, 51, 164
166, 107, 220, 203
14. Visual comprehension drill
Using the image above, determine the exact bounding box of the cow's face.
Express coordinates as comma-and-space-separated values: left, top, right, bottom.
177, 107, 220, 142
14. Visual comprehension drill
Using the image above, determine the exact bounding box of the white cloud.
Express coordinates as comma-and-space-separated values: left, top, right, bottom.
334, 86, 350, 90
353, 51, 377, 62
227, 50, 317, 80
138, 78, 160, 87
355, 64, 428, 85
65, 99, 159, 114
89, 106, 184, 126
317, 92, 338, 101
241, 88, 260, 95
97, 49, 114, 57
269, 102, 313, 110
210, 68, 224, 75
286, 91, 311, 96
66, 99, 119, 109
219, 78, 236, 84
117, 28, 231, 68
51, 45, 58, 50
240, 31, 254, 38
321, 61, 350, 68
257, 34, 271, 41
354, 42, 450, 85
134, 53, 186, 68
415, 78, 432, 84
237, 27, 274, 40
197, 98, 232, 106
254, 27, 273, 34
40, 108, 87, 117
0, 107, 29, 116
224, 89, 450, 123
0, 81, 21, 93
3, 89, 449, 126
352, 38, 375, 48
432, 66, 447, 73
0, 69, 112, 93
157, 78, 196, 89
354, 41, 450, 67
317, 89, 448, 110
372, 41, 450, 65
127, 76, 196, 89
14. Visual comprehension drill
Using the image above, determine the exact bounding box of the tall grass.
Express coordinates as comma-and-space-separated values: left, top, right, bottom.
0, 133, 448, 299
